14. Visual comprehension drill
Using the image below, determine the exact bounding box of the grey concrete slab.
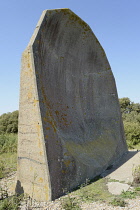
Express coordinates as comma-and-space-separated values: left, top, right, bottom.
17, 9, 127, 201
107, 182, 130, 195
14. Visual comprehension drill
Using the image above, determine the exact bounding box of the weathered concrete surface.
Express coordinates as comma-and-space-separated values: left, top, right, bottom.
107, 182, 130, 195
17, 9, 127, 201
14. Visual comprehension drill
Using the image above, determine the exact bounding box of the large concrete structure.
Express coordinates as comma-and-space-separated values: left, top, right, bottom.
16, 9, 127, 201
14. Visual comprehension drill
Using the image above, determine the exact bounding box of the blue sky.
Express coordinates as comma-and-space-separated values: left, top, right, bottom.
0, 0, 140, 115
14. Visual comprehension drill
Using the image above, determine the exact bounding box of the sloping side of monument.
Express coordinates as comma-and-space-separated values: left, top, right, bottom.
16, 45, 51, 201
17, 9, 127, 201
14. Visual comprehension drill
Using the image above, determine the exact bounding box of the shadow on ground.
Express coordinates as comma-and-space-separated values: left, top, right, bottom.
102, 150, 140, 180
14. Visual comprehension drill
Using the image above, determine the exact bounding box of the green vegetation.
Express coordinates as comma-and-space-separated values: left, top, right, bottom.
135, 187, 140, 191
0, 111, 18, 178
132, 165, 140, 184
121, 190, 137, 199
0, 189, 23, 210
109, 186, 140, 207
110, 197, 127, 207
61, 195, 81, 210
60, 177, 113, 209
61, 174, 140, 208
0, 152, 17, 178
119, 97, 140, 149
0, 111, 18, 134
75, 177, 112, 203
0, 133, 17, 178
0, 145, 18, 209
0, 134, 17, 154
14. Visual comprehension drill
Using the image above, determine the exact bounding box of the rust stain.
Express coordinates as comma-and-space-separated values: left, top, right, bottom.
27, 91, 32, 99
39, 151, 43, 156
33, 99, 39, 106
64, 160, 71, 167
28, 63, 30, 68
38, 177, 43, 183
43, 117, 48, 122
62, 170, 67, 174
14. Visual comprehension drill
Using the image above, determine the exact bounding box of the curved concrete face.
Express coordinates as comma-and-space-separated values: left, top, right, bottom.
17, 9, 127, 201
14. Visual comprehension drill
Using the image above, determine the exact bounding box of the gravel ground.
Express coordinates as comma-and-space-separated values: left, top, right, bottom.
81, 199, 140, 210
19, 197, 140, 209
1, 172, 140, 210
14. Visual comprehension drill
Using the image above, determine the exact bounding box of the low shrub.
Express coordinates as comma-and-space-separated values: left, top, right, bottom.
133, 165, 140, 184
110, 197, 127, 207
0, 194, 23, 210
61, 195, 81, 210
0, 134, 17, 154
121, 191, 137, 199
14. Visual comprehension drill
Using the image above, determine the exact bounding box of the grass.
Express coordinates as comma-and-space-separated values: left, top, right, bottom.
135, 187, 140, 191
60, 177, 140, 208
0, 152, 17, 179
60, 160, 140, 209
121, 190, 137, 199
0, 190, 23, 210
75, 177, 112, 203
0, 134, 17, 179
0, 134, 17, 154
110, 197, 127, 207
60, 177, 113, 209
61, 195, 82, 210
